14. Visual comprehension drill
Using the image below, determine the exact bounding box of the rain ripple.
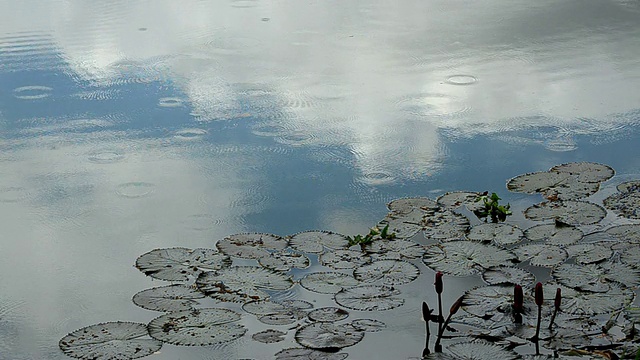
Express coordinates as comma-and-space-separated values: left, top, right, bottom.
394, 92, 471, 118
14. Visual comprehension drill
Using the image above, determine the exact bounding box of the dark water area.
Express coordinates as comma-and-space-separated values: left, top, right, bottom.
1, 1, 640, 359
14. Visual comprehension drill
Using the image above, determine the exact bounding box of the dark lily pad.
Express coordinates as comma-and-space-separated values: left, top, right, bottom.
565, 243, 612, 264
620, 246, 640, 268
523, 223, 583, 246
299, 272, 360, 294
216, 233, 289, 259
466, 223, 524, 246
294, 322, 364, 350
617, 180, 640, 193
422, 208, 470, 241
481, 266, 535, 287
545, 283, 633, 315
59, 322, 162, 360
258, 249, 310, 271
552, 262, 640, 292
132, 284, 205, 312
387, 197, 439, 214
524, 200, 606, 225
512, 244, 568, 267
242, 300, 289, 316
348, 319, 386, 332
550, 162, 615, 183
353, 260, 419, 285
377, 211, 424, 239
334, 285, 404, 311
363, 239, 425, 260
605, 223, 640, 243
463, 285, 538, 320
308, 307, 349, 322
274, 347, 348, 360
422, 241, 518, 276
258, 312, 298, 325
319, 249, 371, 270
147, 308, 246, 346
436, 191, 484, 211
252, 329, 286, 343
135, 247, 231, 281
507, 171, 599, 200
196, 266, 294, 302
288, 231, 350, 253
424, 340, 519, 360
603, 185, 640, 219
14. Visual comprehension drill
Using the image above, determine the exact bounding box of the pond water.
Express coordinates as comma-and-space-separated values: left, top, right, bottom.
1, 1, 640, 359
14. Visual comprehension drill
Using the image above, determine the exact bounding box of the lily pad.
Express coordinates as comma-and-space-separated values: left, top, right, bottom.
617, 180, 640, 194
620, 246, 640, 268
147, 308, 246, 346
294, 322, 364, 350
512, 244, 568, 267
135, 247, 231, 281
258, 312, 298, 325
524, 200, 606, 225
552, 262, 640, 292
523, 223, 583, 246
299, 272, 360, 294
132, 284, 205, 312
481, 266, 535, 287
605, 223, 640, 243
507, 171, 599, 200
422, 241, 518, 276
363, 239, 425, 260
242, 300, 289, 316
274, 347, 348, 360
288, 231, 350, 253
258, 249, 310, 271
424, 340, 519, 360
466, 223, 524, 246
348, 319, 386, 332
545, 283, 633, 315
334, 285, 404, 311
353, 260, 420, 285
196, 266, 294, 302
59, 322, 162, 360
603, 188, 640, 220
422, 208, 470, 241
565, 243, 612, 264
387, 197, 439, 214
550, 162, 615, 183
308, 307, 349, 322
319, 249, 371, 270
252, 329, 286, 344
463, 285, 538, 320
436, 191, 484, 211
216, 233, 289, 259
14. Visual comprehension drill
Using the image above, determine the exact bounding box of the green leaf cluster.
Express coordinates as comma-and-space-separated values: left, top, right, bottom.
347, 224, 395, 247
474, 192, 512, 222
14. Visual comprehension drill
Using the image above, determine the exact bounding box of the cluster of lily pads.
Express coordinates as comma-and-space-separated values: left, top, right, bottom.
58, 162, 640, 359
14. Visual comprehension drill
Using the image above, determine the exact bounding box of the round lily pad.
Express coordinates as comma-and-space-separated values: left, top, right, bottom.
334, 285, 404, 311
546, 283, 633, 315
59, 322, 162, 360
348, 319, 386, 332
552, 262, 640, 292
147, 308, 246, 346
512, 244, 568, 267
258, 312, 298, 325
196, 266, 294, 302
424, 340, 519, 360
363, 239, 425, 260
216, 233, 289, 259
565, 243, 612, 264
294, 322, 364, 351
422, 241, 518, 276
242, 300, 289, 316
523, 223, 583, 246
132, 284, 205, 312
617, 180, 640, 194
299, 272, 360, 294
550, 162, 615, 183
387, 197, 439, 214
353, 260, 420, 285
274, 347, 348, 360
603, 189, 640, 220
258, 249, 310, 271
135, 247, 231, 281
252, 329, 286, 344
524, 200, 606, 225
377, 212, 424, 239
620, 246, 640, 268
422, 209, 470, 242
605, 223, 640, 243
436, 191, 484, 211
462, 285, 538, 320
288, 231, 350, 253
466, 223, 524, 246
319, 249, 371, 270
481, 266, 535, 287
308, 307, 349, 322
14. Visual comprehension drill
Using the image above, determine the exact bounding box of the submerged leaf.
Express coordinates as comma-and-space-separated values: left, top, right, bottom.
147, 308, 246, 346
59, 322, 162, 360
524, 200, 606, 225
466, 223, 524, 246
135, 247, 231, 281
422, 241, 518, 276
353, 260, 420, 285
196, 266, 293, 303
288, 231, 350, 253
299, 272, 360, 294
132, 284, 205, 312
334, 285, 404, 311
295, 322, 364, 350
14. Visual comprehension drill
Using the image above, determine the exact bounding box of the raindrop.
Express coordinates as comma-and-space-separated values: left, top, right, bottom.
445, 74, 478, 86
116, 182, 155, 198
13, 85, 52, 99
158, 97, 184, 107
173, 128, 207, 141
87, 150, 125, 164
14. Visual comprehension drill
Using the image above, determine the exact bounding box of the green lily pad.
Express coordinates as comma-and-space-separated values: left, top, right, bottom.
481, 266, 535, 287
348, 319, 386, 332
132, 284, 205, 312
258, 249, 310, 271
274, 347, 348, 360
294, 322, 364, 350
147, 308, 246, 346
466, 223, 524, 246
59, 322, 162, 360
565, 242, 612, 264
524, 200, 606, 225
387, 197, 439, 214
196, 266, 294, 302
552, 262, 640, 292
512, 244, 568, 267
422, 208, 470, 242
242, 300, 289, 316
258, 312, 298, 325
252, 329, 286, 344
353, 260, 420, 285
507, 171, 599, 200
308, 307, 349, 322
462, 285, 539, 320
523, 223, 583, 246
319, 249, 371, 270
545, 283, 633, 315
377, 211, 425, 239
334, 285, 404, 311
288, 231, 350, 253
299, 272, 360, 294
216, 233, 289, 259
605, 223, 640, 244
436, 191, 484, 211
424, 340, 519, 360
617, 180, 640, 193
135, 247, 231, 282
422, 241, 518, 276
620, 246, 640, 268
549, 162, 615, 183
363, 239, 425, 260
603, 185, 640, 220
